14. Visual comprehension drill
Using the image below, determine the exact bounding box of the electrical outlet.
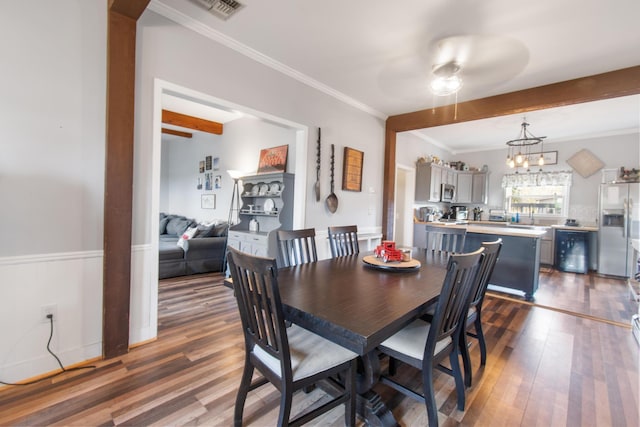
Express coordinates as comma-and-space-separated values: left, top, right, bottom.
41, 304, 57, 323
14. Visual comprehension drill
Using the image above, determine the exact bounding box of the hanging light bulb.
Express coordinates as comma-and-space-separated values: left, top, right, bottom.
508, 158, 515, 168
523, 158, 529, 169
538, 154, 545, 166
516, 152, 523, 164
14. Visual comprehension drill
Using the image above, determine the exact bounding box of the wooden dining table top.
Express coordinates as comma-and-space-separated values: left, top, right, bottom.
276, 250, 448, 355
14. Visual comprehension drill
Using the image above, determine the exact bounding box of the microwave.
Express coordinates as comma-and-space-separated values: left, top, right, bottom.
441, 183, 455, 202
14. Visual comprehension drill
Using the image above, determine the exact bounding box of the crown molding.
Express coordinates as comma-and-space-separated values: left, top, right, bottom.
148, 0, 387, 120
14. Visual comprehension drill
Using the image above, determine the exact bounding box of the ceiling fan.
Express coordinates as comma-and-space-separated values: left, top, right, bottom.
427, 34, 529, 97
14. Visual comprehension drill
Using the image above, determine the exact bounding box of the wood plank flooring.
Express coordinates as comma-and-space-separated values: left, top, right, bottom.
0, 270, 637, 426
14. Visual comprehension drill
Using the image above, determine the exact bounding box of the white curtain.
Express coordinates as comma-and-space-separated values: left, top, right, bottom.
502, 171, 573, 188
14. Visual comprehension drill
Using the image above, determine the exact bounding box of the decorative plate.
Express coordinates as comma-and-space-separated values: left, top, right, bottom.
269, 182, 281, 194
263, 198, 275, 213
250, 185, 259, 195
258, 183, 269, 195
362, 255, 421, 271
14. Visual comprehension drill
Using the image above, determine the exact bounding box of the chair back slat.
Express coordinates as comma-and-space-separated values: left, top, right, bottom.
469, 239, 503, 310
277, 228, 318, 267
430, 248, 484, 345
425, 225, 467, 257
227, 248, 291, 373
328, 225, 360, 257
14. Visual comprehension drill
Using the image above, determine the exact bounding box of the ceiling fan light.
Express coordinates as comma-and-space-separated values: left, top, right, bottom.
430, 75, 462, 96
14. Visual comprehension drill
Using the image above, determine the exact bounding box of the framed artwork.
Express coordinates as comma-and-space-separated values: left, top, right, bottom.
205, 155, 212, 170
197, 177, 203, 190
342, 147, 364, 192
257, 145, 288, 173
205, 173, 212, 191
528, 150, 558, 165
199, 160, 205, 173
214, 174, 222, 189
201, 194, 215, 209
213, 157, 220, 170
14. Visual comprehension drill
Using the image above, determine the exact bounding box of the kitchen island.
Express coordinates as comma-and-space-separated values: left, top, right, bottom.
415, 222, 548, 300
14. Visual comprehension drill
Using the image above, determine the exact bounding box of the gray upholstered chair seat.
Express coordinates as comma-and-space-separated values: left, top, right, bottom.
379, 319, 451, 361
253, 324, 357, 381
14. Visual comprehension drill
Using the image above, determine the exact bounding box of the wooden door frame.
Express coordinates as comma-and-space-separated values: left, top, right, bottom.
382, 66, 640, 240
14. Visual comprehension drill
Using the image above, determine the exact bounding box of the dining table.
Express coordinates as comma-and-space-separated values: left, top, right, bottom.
275, 249, 449, 426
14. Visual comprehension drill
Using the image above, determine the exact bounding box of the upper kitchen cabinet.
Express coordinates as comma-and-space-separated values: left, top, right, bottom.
455, 172, 473, 203
471, 172, 489, 204
415, 162, 443, 202
453, 171, 489, 204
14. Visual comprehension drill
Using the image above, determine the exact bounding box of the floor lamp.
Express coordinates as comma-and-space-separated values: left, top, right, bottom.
223, 170, 242, 274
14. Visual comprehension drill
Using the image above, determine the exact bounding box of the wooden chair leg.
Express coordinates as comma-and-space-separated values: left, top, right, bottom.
460, 326, 473, 388
277, 386, 293, 427
422, 365, 439, 427
450, 348, 466, 411
345, 359, 356, 427
475, 316, 487, 366
234, 361, 254, 427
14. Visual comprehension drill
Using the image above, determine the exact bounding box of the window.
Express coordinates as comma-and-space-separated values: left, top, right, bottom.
502, 172, 572, 217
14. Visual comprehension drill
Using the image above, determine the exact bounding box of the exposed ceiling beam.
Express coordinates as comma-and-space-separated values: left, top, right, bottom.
161, 128, 193, 138
161, 109, 223, 135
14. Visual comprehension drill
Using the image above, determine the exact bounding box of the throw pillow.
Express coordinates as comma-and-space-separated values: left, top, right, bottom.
194, 223, 216, 238
159, 217, 170, 235
166, 217, 192, 236
212, 222, 229, 237
177, 226, 198, 249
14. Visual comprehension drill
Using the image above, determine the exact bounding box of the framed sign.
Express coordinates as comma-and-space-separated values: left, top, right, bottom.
528, 150, 558, 165
257, 145, 288, 173
342, 147, 364, 192
201, 194, 215, 209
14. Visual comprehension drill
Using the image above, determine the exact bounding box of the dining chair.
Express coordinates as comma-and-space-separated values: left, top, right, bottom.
459, 238, 502, 387
227, 247, 357, 427
424, 224, 467, 257
377, 247, 485, 427
277, 228, 318, 267
327, 225, 359, 257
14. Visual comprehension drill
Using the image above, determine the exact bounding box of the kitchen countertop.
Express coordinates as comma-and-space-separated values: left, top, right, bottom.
416, 221, 548, 238
550, 224, 599, 232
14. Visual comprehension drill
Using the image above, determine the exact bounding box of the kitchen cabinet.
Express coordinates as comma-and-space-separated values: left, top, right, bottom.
471, 172, 488, 204
539, 227, 554, 265
228, 172, 294, 263
416, 163, 489, 204
455, 172, 473, 203
415, 163, 443, 202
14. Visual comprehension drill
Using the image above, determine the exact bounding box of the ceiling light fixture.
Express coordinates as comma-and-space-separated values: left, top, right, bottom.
429, 62, 463, 96
505, 119, 547, 172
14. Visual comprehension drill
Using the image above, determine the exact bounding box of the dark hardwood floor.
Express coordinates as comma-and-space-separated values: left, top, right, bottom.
0, 269, 637, 426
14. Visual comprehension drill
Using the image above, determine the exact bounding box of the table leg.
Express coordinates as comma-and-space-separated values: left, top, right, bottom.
355, 351, 399, 427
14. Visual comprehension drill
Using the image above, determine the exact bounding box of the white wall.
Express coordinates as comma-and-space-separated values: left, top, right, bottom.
455, 133, 639, 224
160, 117, 297, 223
0, 1, 106, 383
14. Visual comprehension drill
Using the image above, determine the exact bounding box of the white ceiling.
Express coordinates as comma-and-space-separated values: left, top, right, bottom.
153, 0, 640, 152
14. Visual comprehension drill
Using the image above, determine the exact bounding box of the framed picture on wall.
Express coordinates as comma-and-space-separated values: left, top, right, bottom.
214, 175, 222, 189
528, 150, 558, 165
199, 160, 205, 173
342, 147, 364, 192
213, 157, 220, 170
205, 155, 213, 170
201, 194, 215, 209
257, 145, 288, 173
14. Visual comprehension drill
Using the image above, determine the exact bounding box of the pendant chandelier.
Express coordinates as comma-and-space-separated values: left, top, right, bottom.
505, 119, 547, 172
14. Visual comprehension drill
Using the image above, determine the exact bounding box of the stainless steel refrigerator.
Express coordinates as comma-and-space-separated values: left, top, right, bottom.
598, 182, 640, 277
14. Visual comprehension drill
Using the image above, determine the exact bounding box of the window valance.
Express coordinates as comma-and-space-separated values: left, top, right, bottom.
502, 171, 573, 188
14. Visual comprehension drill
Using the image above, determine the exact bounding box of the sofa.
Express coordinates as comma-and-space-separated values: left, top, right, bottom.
159, 213, 228, 279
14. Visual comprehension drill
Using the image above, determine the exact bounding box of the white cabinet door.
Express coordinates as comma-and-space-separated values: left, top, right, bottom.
430, 166, 442, 202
